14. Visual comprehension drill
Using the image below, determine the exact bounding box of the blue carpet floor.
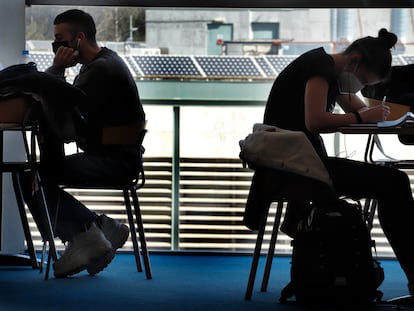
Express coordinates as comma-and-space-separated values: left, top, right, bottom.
0, 253, 413, 311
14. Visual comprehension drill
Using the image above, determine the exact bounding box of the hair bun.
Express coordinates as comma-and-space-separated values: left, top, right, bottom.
378, 28, 397, 49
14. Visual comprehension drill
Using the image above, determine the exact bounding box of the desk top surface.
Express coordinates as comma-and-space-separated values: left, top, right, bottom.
336, 124, 414, 134
0, 123, 26, 130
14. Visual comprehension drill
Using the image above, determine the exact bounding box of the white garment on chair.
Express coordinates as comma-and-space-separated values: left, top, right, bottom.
239, 123, 333, 188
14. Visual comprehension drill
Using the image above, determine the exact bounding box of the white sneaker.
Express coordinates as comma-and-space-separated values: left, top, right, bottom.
86, 215, 129, 275
53, 222, 112, 278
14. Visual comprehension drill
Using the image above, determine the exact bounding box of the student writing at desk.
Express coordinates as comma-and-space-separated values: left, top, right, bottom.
264, 28, 414, 295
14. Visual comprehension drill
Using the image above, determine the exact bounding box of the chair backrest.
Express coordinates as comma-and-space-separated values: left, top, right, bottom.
101, 120, 147, 146
102, 120, 147, 188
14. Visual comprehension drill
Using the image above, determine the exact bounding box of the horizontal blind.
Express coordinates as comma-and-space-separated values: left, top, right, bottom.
24, 156, 398, 258
26, 157, 173, 251
179, 158, 254, 251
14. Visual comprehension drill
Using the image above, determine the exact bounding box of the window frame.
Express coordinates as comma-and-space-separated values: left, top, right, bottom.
25, 0, 414, 9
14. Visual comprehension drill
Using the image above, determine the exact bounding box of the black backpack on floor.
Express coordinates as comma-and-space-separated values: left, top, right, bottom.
280, 199, 384, 306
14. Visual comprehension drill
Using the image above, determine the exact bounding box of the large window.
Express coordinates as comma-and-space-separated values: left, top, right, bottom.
24, 6, 414, 256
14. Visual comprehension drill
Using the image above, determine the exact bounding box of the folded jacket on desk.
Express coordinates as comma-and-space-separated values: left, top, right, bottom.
0, 63, 86, 143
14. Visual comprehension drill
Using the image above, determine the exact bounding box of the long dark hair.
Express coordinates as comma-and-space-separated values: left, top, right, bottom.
343, 28, 397, 79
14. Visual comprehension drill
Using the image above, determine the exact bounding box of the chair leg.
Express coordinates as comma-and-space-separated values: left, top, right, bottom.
363, 198, 377, 232
11, 171, 39, 269
261, 201, 284, 292
40, 243, 47, 274
44, 194, 61, 279
245, 207, 269, 300
130, 186, 152, 280
123, 188, 143, 273
32, 173, 58, 280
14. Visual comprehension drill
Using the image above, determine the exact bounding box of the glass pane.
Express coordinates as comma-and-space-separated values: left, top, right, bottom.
180, 106, 264, 158
25, 5, 410, 255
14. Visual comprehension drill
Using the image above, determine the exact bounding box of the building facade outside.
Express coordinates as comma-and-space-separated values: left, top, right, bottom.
145, 8, 413, 56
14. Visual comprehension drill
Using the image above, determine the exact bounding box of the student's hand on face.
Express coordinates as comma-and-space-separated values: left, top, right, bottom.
53, 46, 79, 69
359, 104, 390, 123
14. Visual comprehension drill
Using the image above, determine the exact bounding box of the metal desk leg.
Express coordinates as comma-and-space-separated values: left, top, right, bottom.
0, 129, 39, 267
364, 134, 373, 163
11, 171, 40, 269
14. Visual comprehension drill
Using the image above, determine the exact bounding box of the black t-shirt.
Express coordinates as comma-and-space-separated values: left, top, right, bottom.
263, 47, 340, 156
74, 47, 145, 151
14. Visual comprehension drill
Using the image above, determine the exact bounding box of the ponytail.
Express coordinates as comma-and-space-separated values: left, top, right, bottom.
344, 28, 397, 79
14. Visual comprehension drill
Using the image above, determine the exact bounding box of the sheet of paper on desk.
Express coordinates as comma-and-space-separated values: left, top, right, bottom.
377, 112, 414, 128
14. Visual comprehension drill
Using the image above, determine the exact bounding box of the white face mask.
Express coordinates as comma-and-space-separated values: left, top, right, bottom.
337, 71, 364, 94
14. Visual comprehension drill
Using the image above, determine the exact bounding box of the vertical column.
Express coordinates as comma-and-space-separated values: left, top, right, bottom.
171, 105, 180, 250
0, 1, 26, 67
391, 9, 409, 43
0, 0, 27, 254
335, 9, 356, 42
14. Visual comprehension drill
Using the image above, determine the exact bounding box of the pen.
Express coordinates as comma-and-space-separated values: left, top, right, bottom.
381, 95, 387, 121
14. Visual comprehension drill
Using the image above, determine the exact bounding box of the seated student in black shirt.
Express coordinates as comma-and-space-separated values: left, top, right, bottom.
264, 28, 414, 295
22, 9, 146, 278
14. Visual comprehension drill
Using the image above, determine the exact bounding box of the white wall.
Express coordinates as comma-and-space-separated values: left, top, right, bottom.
0, 1, 26, 67
0, 0, 27, 253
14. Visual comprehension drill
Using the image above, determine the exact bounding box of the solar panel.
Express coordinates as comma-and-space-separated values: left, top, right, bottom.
28, 52, 81, 76
391, 55, 406, 66
133, 55, 202, 77
401, 55, 414, 65
67, 63, 82, 76
28, 52, 414, 80
265, 55, 296, 74
123, 55, 142, 77
30, 52, 54, 72
195, 56, 262, 78
255, 57, 276, 78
